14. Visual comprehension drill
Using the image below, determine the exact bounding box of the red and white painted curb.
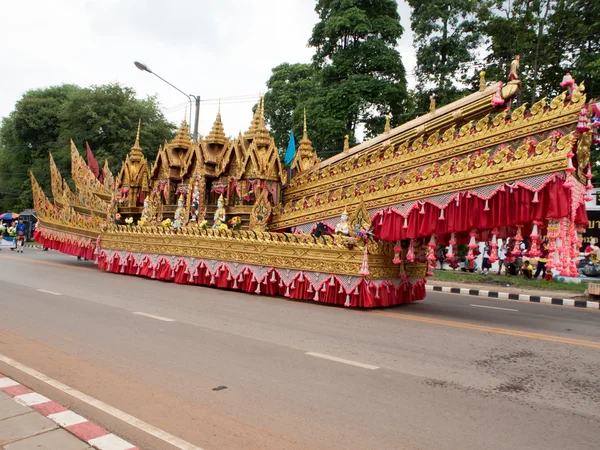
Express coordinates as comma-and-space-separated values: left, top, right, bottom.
0, 373, 139, 450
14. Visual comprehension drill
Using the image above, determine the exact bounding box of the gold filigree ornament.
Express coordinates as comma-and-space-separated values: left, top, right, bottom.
249, 190, 272, 231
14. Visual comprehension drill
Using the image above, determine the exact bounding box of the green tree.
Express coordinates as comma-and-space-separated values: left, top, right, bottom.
309, 0, 409, 143
547, 0, 600, 99
0, 83, 174, 212
408, 0, 483, 108
478, 0, 559, 104
263, 63, 322, 151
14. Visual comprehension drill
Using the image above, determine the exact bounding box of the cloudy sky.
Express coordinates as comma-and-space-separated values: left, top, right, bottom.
0, 0, 416, 140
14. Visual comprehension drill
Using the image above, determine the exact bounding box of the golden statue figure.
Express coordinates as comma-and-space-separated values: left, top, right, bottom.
213, 193, 226, 228
508, 55, 520, 81
174, 194, 187, 225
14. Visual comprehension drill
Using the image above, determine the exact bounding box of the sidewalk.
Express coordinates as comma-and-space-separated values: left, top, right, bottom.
0, 373, 138, 450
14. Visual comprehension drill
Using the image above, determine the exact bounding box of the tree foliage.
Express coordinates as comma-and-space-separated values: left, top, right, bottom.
0, 83, 174, 212
264, 0, 409, 158
408, 0, 483, 108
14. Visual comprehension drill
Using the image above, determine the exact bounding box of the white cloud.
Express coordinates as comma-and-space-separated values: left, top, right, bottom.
0, 0, 415, 142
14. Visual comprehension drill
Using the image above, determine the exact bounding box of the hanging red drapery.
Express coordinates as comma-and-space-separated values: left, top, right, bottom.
372, 177, 587, 242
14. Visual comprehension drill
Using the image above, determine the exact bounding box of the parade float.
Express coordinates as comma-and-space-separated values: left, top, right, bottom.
31, 62, 596, 308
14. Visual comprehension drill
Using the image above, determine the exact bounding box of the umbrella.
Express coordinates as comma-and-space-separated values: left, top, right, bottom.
0, 213, 19, 221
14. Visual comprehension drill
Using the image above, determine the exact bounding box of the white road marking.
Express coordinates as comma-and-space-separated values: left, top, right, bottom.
470, 304, 519, 312
37, 289, 62, 296
0, 354, 204, 450
306, 352, 379, 370
132, 312, 175, 322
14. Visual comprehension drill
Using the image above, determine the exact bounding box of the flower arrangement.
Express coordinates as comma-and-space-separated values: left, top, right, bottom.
354, 223, 374, 242
125, 217, 134, 225
242, 190, 255, 204
228, 216, 242, 230
199, 220, 208, 230
343, 236, 356, 250
114, 213, 121, 224
217, 223, 228, 232
137, 217, 147, 227
161, 218, 171, 228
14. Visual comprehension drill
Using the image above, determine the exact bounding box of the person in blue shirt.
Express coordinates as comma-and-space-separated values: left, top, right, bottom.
15, 218, 27, 253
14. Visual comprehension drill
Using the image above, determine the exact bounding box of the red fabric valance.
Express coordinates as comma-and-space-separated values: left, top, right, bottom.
372, 178, 587, 242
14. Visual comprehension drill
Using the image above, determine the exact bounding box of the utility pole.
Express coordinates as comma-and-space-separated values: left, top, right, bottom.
134, 61, 200, 143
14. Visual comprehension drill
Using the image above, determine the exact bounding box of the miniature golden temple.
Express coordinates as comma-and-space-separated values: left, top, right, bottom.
31, 68, 594, 308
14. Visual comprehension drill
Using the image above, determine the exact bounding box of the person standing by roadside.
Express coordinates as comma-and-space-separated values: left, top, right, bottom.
534, 239, 549, 279
497, 241, 507, 275
482, 242, 491, 274
15, 218, 27, 253
7, 221, 17, 251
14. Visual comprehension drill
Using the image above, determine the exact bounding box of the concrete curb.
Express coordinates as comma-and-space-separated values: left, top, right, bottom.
0, 373, 139, 450
426, 284, 600, 310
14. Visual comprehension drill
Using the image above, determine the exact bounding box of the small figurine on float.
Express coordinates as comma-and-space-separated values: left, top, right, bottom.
190, 181, 201, 223
334, 207, 350, 235
213, 194, 227, 229
173, 195, 187, 227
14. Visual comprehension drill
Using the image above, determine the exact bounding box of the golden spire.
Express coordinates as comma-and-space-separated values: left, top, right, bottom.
170, 116, 191, 149
244, 95, 262, 141
253, 95, 272, 147
292, 108, 318, 173
384, 114, 391, 133
303, 108, 308, 138
129, 119, 143, 160
479, 71, 486, 91
206, 102, 228, 146
297, 109, 314, 152
343, 135, 350, 153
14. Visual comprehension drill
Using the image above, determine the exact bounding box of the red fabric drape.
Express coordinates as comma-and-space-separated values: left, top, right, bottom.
96, 252, 425, 309
34, 230, 95, 260
372, 178, 586, 241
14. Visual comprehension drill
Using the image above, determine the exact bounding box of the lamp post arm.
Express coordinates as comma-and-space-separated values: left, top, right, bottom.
149, 72, 191, 101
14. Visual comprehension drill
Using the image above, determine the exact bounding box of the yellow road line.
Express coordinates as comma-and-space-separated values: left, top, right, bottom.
370, 311, 600, 349
0, 255, 96, 272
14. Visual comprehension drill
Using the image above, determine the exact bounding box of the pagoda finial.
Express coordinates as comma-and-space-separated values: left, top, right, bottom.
243, 95, 262, 141
292, 108, 318, 173
303, 108, 308, 138
343, 135, 350, 153
170, 117, 191, 149
253, 95, 272, 147
384, 114, 391, 133
429, 95, 436, 114
134, 119, 141, 147
207, 104, 228, 146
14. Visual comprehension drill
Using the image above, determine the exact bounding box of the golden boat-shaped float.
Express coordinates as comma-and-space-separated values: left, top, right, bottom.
32, 68, 594, 308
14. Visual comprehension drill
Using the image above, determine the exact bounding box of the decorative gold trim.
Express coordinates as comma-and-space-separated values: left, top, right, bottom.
100, 226, 410, 279
272, 131, 573, 229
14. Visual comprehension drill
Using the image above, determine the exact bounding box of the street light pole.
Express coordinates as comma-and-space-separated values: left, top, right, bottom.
134, 61, 200, 143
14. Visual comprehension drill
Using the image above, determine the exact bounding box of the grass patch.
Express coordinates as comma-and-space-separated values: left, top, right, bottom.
431, 270, 588, 293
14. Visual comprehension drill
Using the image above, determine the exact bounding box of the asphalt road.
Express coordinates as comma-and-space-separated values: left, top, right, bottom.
0, 249, 599, 450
